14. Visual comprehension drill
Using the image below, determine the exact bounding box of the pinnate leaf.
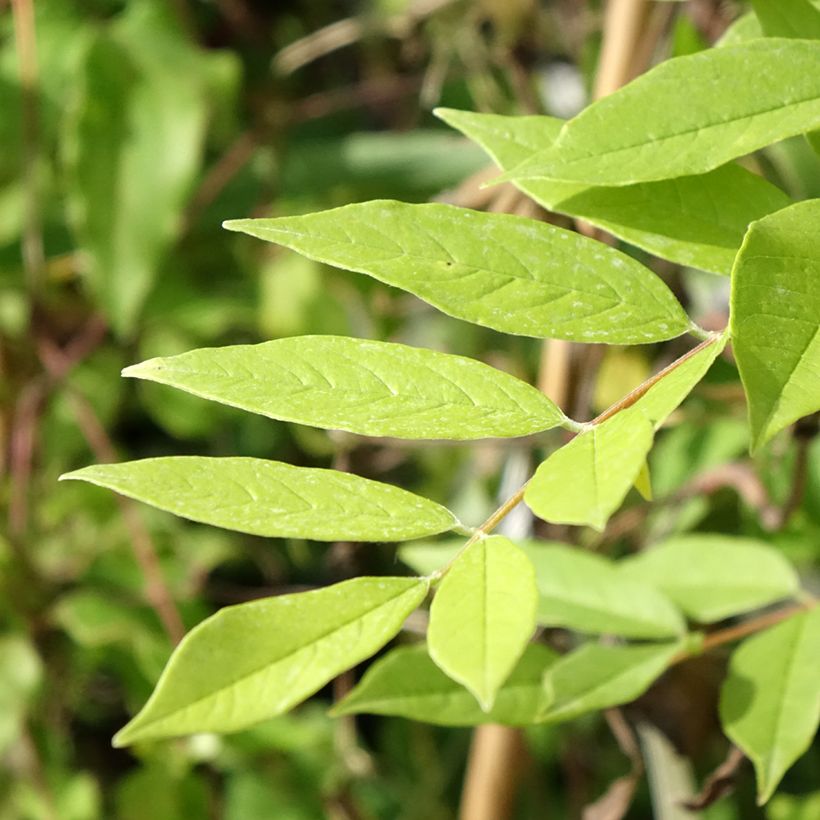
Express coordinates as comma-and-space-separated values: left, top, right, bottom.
61, 457, 458, 542
332, 643, 557, 726
719, 607, 820, 804
225, 202, 689, 344
436, 108, 790, 276
502, 39, 820, 186
123, 335, 567, 440
113, 576, 429, 745
620, 535, 801, 622
427, 536, 537, 710
525, 335, 727, 529
730, 199, 820, 451
541, 641, 682, 723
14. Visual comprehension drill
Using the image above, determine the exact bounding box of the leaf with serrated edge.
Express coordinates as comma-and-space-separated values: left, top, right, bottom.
225, 202, 689, 344
435, 108, 790, 276
620, 535, 801, 623
541, 642, 682, 723
427, 536, 537, 710
525, 335, 727, 529
113, 576, 428, 745
719, 608, 820, 804
123, 336, 567, 440
501, 39, 820, 186
730, 199, 820, 451
332, 643, 557, 726
61, 457, 458, 542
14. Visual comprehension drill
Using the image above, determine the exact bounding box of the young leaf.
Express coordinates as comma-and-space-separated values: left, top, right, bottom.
541, 641, 682, 723
61, 457, 458, 542
123, 335, 568, 440
427, 536, 537, 710
113, 576, 429, 745
730, 200, 820, 451
751, 0, 820, 39
719, 607, 820, 804
526, 544, 685, 639
332, 643, 557, 726
525, 335, 727, 529
225, 202, 690, 344
619, 535, 801, 622
716, 12, 762, 47
436, 108, 790, 276
501, 39, 820, 186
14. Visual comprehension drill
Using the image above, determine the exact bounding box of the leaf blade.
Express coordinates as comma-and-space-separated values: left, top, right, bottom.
225, 201, 689, 344
114, 576, 429, 745
719, 608, 820, 804
61, 457, 458, 542
503, 39, 820, 186
427, 536, 537, 710
332, 643, 557, 726
730, 199, 820, 451
123, 335, 567, 440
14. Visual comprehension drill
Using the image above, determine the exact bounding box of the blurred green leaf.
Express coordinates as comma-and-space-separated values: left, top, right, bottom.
0, 636, 42, 754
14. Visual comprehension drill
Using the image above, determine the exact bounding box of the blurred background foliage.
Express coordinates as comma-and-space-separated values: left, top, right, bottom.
1, 0, 818, 817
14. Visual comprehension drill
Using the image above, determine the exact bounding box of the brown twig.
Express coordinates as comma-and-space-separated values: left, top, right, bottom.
681, 745, 745, 811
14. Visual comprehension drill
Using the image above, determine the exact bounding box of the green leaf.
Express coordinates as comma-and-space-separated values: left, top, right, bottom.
63, 6, 214, 337
525, 335, 727, 529
225, 202, 690, 344
0, 636, 43, 754
541, 641, 682, 723
619, 535, 801, 623
123, 335, 567, 440
719, 607, 820, 804
61, 457, 458, 542
332, 644, 557, 726
436, 108, 790, 276
427, 536, 537, 710
716, 12, 763, 47
113, 576, 428, 745
751, 0, 820, 39
730, 199, 820, 451
501, 39, 820, 186
525, 543, 685, 639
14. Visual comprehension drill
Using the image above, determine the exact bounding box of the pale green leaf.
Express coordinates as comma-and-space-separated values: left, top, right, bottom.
436, 108, 790, 276
751, 0, 820, 39
224, 202, 690, 344
501, 39, 820, 186
427, 536, 537, 710
719, 607, 820, 804
0, 636, 43, 754
730, 199, 820, 451
61, 457, 458, 542
63, 6, 215, 337
525, 335, 728, 529
113, 576, 428, 745
332, 643, 557, 726
620, 535, 801, 622
716, 12, 763, 47
123, 335, 567, 440
526, 543, 685, 639
634, 460, 653, 500
541, 641, 682, 723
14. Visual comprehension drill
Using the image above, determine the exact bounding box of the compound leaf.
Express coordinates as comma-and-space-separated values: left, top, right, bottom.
225, 202, 689, 344
123, 335, 567, 440
332, 643, 557, 726
436, 108, 790, 276
427, 536, 537, 710
541, 641, 682, 723
61, 457, 458, 542
719, 607, 820, 804
620, 535, 801, 622
113, 576, 429, 745
730, 199, 820, 451
502, 39, 820, 186
525, 335, 727, 529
